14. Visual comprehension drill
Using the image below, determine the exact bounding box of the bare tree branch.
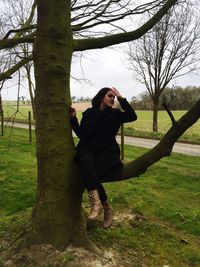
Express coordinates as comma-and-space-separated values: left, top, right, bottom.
0, 0, 177, 52
0, 55, 33, 81
73, 0, 178, 51
3, 25, 37, 39
162, 101, 176, 124
72, 0, 170, 34
0, 33, 35, 50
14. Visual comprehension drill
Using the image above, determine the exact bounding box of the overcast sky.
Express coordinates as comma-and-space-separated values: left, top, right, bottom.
71, 44, 200, 100
2, 43, 200, 101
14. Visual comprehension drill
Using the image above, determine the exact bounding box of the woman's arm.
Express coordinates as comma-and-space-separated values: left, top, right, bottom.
111, 87, 137, 123
69, 106, 81, 137
70, 107, 98, 138
118, 97, 137, 123
70, 116, 81, 137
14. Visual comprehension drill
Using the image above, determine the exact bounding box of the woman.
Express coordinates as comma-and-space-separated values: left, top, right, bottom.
70, 87, 137, 228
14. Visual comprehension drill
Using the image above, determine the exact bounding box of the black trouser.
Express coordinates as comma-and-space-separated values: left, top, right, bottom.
78, 152, 107, 204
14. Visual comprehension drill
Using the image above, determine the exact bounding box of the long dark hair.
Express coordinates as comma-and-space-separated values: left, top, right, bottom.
92, 87, 111, 108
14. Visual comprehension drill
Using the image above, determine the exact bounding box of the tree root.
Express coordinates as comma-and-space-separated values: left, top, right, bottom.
1, 221, 37, 262
72, 236, 103, 256
1, 216, 104, 264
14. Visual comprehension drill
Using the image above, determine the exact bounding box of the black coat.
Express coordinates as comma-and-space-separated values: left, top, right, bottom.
71, 98, 137, 175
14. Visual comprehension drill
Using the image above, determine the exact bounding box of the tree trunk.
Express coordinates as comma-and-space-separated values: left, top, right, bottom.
31, 0, 89, 250
152, 97, 159, 132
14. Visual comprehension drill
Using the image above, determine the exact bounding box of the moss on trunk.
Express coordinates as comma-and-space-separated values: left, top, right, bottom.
32, 0, 89, 249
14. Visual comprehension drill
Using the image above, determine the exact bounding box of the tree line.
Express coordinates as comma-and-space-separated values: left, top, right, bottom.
131, 86, 200, 110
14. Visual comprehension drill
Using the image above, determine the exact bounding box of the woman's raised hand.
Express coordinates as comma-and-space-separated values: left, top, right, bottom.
111, 87, 124, 100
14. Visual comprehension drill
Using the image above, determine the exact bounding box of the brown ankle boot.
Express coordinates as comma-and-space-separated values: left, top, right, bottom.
88, 190, 102, 220
103, 201, 113, 229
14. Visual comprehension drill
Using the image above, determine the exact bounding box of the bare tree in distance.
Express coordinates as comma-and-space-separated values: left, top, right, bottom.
127, 2, 200, 132
0, 0, 36, 118
0, 0, 199, 256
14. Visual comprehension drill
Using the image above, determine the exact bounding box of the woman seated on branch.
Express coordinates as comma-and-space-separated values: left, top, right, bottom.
69, 87, 137, 229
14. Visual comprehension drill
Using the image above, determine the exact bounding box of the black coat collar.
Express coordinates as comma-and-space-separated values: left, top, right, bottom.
83, 107, 113, 118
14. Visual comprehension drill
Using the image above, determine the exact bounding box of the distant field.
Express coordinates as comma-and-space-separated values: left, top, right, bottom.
2, 102, 32, 122
127, 110, 200, 134
2, 101, 200, 136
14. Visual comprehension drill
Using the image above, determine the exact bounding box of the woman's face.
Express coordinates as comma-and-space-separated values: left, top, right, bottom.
101, 90, 115, 108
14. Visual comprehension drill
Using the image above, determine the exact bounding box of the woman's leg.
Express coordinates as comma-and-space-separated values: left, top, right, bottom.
98, 183, 113, 228
97, 183, 107, 204
78, 152, 106, 219
78, 152, 97, 189
78, 153, 113, 227
78, 153, 107, 200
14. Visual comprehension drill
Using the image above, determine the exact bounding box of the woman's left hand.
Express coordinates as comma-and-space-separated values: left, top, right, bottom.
111, 87, 124, 100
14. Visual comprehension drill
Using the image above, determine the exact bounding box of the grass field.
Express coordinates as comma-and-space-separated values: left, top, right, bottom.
2, 103, 32, 123
0, 128, 200, 266
2, 101, 200, 139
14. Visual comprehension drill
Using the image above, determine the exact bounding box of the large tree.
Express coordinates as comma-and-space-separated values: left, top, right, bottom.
0, 0, 199, 253
127, 2, 200, 131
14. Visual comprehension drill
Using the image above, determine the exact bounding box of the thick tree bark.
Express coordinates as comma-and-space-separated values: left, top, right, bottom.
32, 0, 89, 250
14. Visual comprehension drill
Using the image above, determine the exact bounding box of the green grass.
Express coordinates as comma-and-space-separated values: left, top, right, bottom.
127, 110, 198, 133
0, 128, 36, 217
126, 110, 200, 144
0, 128, 200, 266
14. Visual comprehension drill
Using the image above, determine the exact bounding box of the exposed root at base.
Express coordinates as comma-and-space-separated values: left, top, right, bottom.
72, 237, 103, 256
1, 222, 37, 262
